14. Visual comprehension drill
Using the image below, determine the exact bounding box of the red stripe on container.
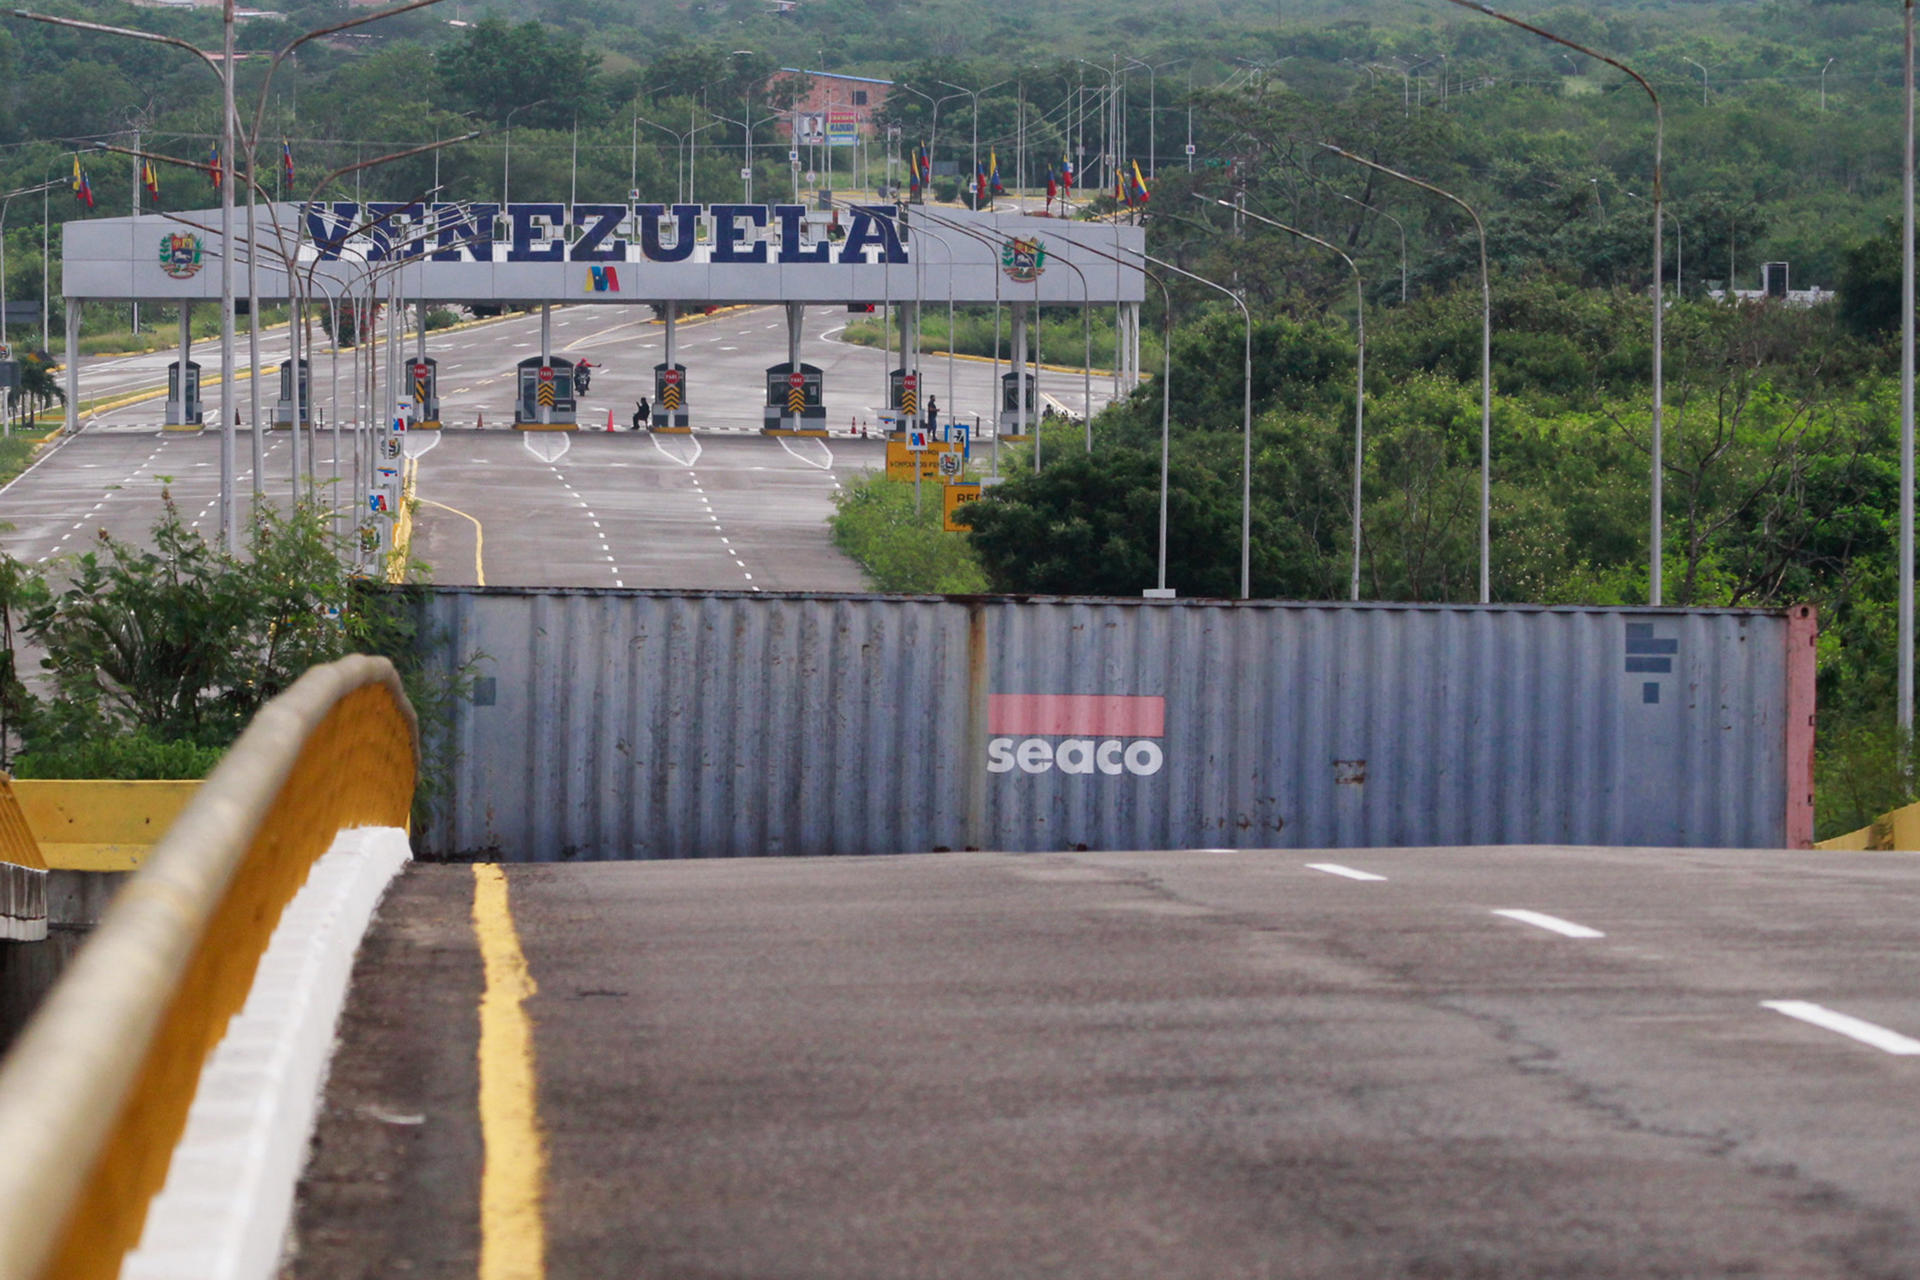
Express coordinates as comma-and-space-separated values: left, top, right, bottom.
988, 694, 1165, 738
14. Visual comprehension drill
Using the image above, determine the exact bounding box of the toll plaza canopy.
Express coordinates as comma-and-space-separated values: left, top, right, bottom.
62, 203, 1147, 308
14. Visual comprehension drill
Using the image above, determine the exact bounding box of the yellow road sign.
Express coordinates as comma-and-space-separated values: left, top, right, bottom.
886, 438, 957, 480
943, 481, 983, 531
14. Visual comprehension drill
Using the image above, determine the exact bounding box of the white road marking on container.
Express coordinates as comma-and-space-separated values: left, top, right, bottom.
1492, 909, 1605, 940
1762, 1001, 1920, 1055
1306, 863, 1387, 882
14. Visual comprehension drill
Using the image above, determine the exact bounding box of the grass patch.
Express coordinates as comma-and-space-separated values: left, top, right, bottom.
830, 470, 990, 593
0, 434, 36, 486
840, 306, 1153, 371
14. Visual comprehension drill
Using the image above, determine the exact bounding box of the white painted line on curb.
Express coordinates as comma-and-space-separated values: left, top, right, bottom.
1306, 863, 1387, 882
121, 828, 410, 1280
1492, 909, 1605, 939
1762, 1001, 1920, 1055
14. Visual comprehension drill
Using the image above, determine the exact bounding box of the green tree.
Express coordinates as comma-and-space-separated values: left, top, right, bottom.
432, 19, 607, 127
961, 448, 1242, 597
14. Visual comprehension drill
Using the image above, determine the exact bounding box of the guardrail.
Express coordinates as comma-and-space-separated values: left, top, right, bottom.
0, 655, 417, 1280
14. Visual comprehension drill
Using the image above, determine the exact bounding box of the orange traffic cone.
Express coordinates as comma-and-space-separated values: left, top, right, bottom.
606, 408, 614, 431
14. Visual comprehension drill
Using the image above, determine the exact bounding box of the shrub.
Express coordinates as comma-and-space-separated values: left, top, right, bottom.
829, 471, 989, 593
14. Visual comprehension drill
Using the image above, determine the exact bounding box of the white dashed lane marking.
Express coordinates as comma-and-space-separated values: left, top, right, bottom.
1306, 863, 1387, 882
1762, 1002, 1920, 1055
1492, 909, 1605, 940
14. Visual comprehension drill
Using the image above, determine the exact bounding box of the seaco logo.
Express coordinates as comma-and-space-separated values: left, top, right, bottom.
986, 694, 1165, 777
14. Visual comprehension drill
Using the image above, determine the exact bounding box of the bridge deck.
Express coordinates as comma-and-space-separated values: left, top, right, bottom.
287, 849, 1920, 1278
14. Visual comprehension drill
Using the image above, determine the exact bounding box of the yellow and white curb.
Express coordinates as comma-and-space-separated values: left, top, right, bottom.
119, 827, 411, 1280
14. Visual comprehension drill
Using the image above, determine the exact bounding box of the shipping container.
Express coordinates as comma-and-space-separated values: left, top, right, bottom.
411, 590, 1815, 860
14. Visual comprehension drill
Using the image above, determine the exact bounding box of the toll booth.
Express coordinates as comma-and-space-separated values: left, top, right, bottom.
887, 367, 923, 438
763, 361, 826, 435
999, 369, 1037, 439
165, 360, 202, 427
516, 356, 577, 429
273, 359, 311, 428
407, 356, 441, 428
652, 363, 689, 431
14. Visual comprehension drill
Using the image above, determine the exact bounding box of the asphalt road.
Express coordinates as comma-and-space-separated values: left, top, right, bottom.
407, 430, 877, 591
0, 427, 884, 592
289, 845, 1920, 1279
6, 301, 1070, 587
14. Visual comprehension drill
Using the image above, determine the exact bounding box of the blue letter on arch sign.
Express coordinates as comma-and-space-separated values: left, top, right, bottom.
838, 205, 907, 264
774, 205, 831, 264
710, 204, 769, 263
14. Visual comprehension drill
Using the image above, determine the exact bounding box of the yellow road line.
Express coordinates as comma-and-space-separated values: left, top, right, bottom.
417, 497, 486, 586
473, 864, 546, 1280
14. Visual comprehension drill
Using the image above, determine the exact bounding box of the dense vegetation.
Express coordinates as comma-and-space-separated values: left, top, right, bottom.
0, 0, 1914, 830
0, 499, 461, 829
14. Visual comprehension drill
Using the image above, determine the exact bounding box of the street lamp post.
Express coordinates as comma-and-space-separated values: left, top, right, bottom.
0, 179, 62, 341
11, 0, 453, 552
1215, 198, 1368, 602
1120, 241, 1253, 599
937, 77, 1009, 198
916, 203, 1098, 449
709, 97, 775, 204
1072, 59, 1121, 193
1437, 0, 1665, 605
893, 83, 967, 185
1683, 55, 1710, 106
98, 134, 476, 516
1322, 143, 1491, 603
637, 113, 721, 204
1123, 57, 1185, 179
1903, 0, 1915, 748
1626, 190, 1682, 297
1822, 56, 1837, 113
1328, 188, 1407, 301
501, 98, 548, 207
637, 114, 719, 204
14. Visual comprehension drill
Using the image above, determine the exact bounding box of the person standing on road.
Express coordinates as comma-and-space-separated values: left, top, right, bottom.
633, 397, 650, 430
925, 395, 939, 434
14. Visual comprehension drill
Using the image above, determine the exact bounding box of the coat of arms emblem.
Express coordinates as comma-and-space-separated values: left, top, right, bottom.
1001, 236, 1047, 283
159, 232, 204, 279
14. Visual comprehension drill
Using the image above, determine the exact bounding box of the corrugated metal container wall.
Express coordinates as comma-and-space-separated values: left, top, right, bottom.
412, 590, 1814, 860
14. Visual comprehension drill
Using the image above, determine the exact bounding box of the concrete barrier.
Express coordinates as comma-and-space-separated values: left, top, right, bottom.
10, 780, 200, 872
0, 656, 416, 1280
1818, 800, 1920, 851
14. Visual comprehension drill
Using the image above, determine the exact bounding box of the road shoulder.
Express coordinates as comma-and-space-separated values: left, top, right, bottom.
281, 863, 484, 1280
